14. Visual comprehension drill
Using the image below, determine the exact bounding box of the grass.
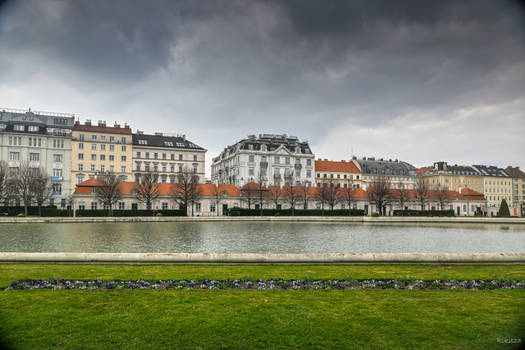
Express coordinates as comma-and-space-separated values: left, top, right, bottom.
1, 264, 524, 350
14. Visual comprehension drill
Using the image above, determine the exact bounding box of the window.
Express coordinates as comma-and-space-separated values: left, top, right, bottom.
14, 125, 24, 131
274, 156, 280, 164
306, 170, 312, 177
78, 164, 84, 171
79, 134, 85, 141
91, 135, 97, 141
109, 165, 114, 172
121, 156, 127, 162
91, 143, 97, 150
78, 143, 84, 149
100, 154, 106, 161
194, 155, 198, 161
90, 164, 95, 172
121, 166, 126, 173
78, 153, 84, 160
91, 202, 97, 210
162, 153, 167, 160
28, 125, 38, 132
162, 165, 166, 172
306, 159, 312, 166
210, 204, 216, 212
118, 202, 125, 210
162, 202, 168, 210
109, 145, 114, 151
109, 136, 115, 142
193, 166, 197, 173
101, 135, 106, 142
154, 165, 158, 172
179, 165, 183, 172
285, 157, 290, 164
100, 165, 105, 173
121, 137, 126, 143
249, 168, 254, 175
91, 154, 96, 161
196, 203, 201, 212
77, 175, 84, 184
53, 169, 62, 177
179, 154, 183, 160
52, 183, 62, 195
109, 155, 114, 161
29, 153, 40, 161
138, 139, 147, 145
171, 154, 175, 160
249, 155, 254, 163
100, 144, 106, 151
9, 152, 19, 161
145, 152, 150, 158
154, 153, 158, 159
122, 145, 126, 152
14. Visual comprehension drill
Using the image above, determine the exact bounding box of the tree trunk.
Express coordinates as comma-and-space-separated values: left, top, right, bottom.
109, 205, 113, 217
24, 204, 28, 217
38, 205, 42, 217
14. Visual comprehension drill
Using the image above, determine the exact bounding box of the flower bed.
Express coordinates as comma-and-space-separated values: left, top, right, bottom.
5, 278, 525, 291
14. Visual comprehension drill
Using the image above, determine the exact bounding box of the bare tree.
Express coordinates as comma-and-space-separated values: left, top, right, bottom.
435, 184, 450, 210
339, 185, 357, 215
240, 182, 258, 209
134, 171, 160, 211
320, 178, 338, 211
95, 171, 122, 217
211, 185, 223, 216
415, 177, 429, 210
394, 187, 410, 211
31, 168, 52, 216
171, 166, 201, 216
268, 186, 282, 209
282, 183, 301, 215
0, 161, 8, 205
366, 176, 392, 215
296, 181, 310, 210
253, 172, 268, 216
10, 163, 37, 216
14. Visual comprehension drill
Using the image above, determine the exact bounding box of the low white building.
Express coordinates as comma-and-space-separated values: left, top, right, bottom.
211, 134, 315, 187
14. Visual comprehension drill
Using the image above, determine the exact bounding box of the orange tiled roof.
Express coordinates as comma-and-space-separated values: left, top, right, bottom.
505, 166, 525, 179
73, 122, 132, 135
415, 167, 432, 176
315, 160, 360, 173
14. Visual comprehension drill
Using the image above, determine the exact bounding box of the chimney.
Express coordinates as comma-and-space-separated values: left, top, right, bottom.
155, 132, 163, 136
136, 130, 144, 135
85, 119, 92, 126
98, 120, 106, 127
324, 159, 328, 161
124, 123, 130, 129
182, 135, 186, 140
114, 122, 120, 128
341, 160, 345, 162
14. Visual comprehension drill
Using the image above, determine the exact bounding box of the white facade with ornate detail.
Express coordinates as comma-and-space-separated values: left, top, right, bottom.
211, 134, 315, 187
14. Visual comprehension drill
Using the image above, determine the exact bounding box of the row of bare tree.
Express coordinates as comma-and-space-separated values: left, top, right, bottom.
0, 161, 54, 216
366, 176, 450, 215
94, 166, 201, 216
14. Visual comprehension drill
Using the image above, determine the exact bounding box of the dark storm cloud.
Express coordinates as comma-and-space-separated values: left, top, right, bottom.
0, 0, 524, 169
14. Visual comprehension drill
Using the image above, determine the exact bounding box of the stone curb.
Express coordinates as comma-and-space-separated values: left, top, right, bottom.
1, 252, 524, 264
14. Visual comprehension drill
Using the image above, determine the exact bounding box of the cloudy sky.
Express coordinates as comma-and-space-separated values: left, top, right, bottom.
1, 0, 524, 176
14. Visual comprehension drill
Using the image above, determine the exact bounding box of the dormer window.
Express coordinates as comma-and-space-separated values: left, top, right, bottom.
138, 139, 147, 145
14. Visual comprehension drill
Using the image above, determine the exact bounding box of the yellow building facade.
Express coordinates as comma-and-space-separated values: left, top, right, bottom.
419, 162, 484, 193
71, 120, 133, 193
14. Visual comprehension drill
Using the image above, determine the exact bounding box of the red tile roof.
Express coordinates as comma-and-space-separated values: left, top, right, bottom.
505, 166, 525, 179
315, 160, 360, 173
415, 167, 432, 176
73, 122, 132, 135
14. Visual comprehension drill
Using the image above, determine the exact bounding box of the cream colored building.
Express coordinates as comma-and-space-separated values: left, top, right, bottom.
505, 166, 525, 216
71, 120, 133, 192
471, 165, 512, 215
419, 162, 484, 193
315, 159, 362, 188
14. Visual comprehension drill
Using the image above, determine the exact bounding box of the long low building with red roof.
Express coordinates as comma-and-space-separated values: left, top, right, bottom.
72, 179, 487, 216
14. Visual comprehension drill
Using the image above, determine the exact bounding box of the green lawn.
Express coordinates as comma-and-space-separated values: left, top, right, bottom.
1, 264, 524, 350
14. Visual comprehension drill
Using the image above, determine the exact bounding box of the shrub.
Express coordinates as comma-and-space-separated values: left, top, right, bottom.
226, 208, 365, 216
371, 212, 380, 217
393, 209, 455, 217
497, 199, 511, 217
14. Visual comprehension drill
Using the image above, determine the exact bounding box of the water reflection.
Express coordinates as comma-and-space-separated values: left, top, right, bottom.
0, 221, 524, 253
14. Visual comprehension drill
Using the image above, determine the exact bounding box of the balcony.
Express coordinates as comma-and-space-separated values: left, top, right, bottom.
52, 191, 62, 196
51, 176, 63, 181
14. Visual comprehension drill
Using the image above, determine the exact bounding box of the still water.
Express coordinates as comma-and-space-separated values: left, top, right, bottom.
0, 221, 524, 253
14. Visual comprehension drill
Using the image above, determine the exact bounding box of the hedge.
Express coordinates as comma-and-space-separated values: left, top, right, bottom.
0, 207, 186, 217
393, 209, 455, 217
226, 208, 365, 216
75, 209, 186, 217
0, 206, 70, 217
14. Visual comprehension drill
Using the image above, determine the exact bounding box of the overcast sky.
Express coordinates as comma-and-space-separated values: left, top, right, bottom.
1, 0, 524, 177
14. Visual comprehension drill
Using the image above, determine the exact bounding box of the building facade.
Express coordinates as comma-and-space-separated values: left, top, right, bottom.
132, 131, 206, 183
211, 134, 315, 187
471, 165, 512, 215
418, 161, 484, 193
71, 120, 133, 190
505, 166, 525, 216
314, 159, 362, 188
0, 108, 74, 207
73, 180, 487, 217
353, 157, 418, 190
